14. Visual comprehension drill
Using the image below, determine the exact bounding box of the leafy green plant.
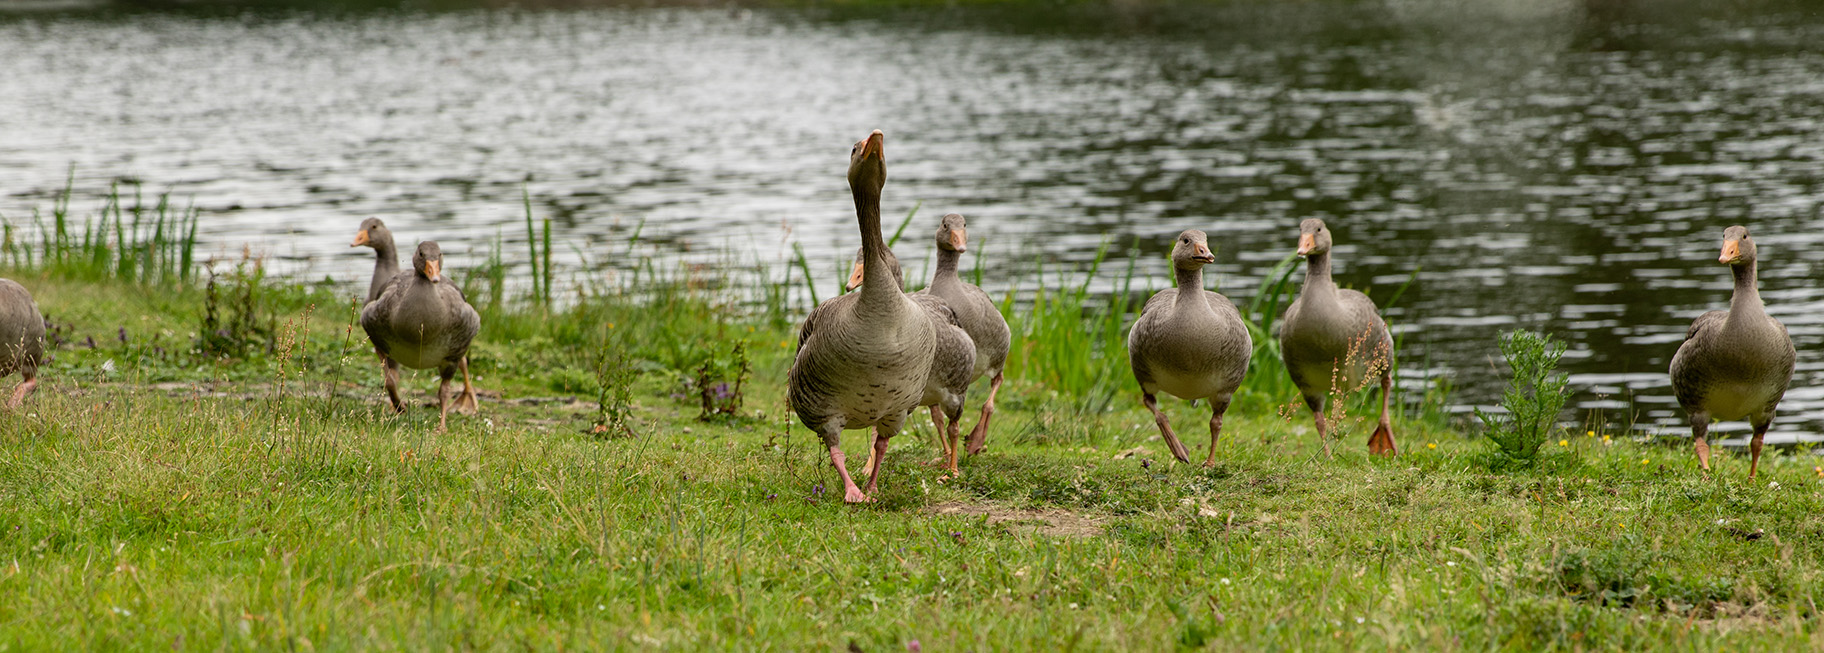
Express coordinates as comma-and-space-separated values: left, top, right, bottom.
197, 256, 272, 358
592, 330, 641, 438
1475, 329, 1570, 468
692, 340, 751, 421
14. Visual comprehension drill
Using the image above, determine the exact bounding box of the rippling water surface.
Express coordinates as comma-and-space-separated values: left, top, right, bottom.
3, 1, 1823, 441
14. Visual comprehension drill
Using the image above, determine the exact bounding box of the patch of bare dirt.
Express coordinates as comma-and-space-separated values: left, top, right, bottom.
925, 501, 1107, 538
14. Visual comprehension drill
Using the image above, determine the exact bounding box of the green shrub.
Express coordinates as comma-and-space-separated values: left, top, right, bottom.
1475, 329, 1570, 468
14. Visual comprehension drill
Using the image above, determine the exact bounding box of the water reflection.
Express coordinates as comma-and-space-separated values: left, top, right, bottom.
1, 1, 1822, 441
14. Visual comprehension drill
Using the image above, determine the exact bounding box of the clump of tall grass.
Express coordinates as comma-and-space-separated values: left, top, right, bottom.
1003, 240, 1136, 415
1476, 329, 1571, 470
1, 175, 198, 286
1233, 252, 1301, 412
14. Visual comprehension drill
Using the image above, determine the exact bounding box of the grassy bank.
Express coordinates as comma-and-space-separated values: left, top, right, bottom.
0, 192, 1822, 649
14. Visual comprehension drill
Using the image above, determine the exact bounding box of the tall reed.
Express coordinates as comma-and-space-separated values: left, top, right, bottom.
1, 175, 199, 286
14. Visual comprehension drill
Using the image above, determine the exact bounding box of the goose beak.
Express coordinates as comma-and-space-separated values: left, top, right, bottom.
1193, 244, 1216, 264
351, 230, 370, 247
949, 228, 967, 252
845, 259, 866, 291
425, 260, 441, 283
1719, 240, 1741, 264
1296, 233, 1315, 256
860, 130, 884, 162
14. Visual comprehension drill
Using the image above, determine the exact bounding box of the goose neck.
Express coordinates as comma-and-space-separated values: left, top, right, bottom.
369, 236, 400, 299
1173, 266, 1204, 295
852, 186, 898, 299
1302, 252, 1337, 301
1727, 260, 1766, 325
932, 248, 963, 288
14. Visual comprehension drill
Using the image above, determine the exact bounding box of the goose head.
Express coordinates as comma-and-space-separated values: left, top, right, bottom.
1171, 229, 1216, 270
848, 130, 886, 197
413, 241, 445, 284
935, 213, 968, 253
1719, 225, 1757, 267
845, 246, 905, 292
1295, 218, 1332, 257
351, 217, 392, 249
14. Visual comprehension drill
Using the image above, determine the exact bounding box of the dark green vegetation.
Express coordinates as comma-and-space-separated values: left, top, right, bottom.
0, 194, 1821, 650
1478, 330, 1574, 472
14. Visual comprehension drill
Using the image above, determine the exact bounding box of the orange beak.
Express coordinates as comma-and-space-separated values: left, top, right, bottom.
845, 259, 866, 291
949, 228, 967, 251
1296, 233, 1315, 256
351, 230, 370, 247
425, 259, 441, 283
861, 130, 884, 162
1192, 244, 1215, 264
1719, 240, 1740, 264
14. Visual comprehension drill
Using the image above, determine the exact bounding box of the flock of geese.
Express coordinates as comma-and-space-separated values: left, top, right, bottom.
0, 128, 1798, 500
783, 130, 1797, 503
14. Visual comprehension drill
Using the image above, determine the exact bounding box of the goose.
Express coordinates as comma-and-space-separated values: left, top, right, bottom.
844, 246, 976, 475
350, 217, 401, 303
1127, 229, 1252, 467
917, 214, 1011, 456
0, 280, 44, 408
360, 241, 481, 430
1669, 226, 1795, 479
788, 130, 936, 503
1280, 218, 1397, 457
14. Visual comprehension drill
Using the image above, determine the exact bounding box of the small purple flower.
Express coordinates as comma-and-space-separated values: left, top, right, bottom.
766, 493, 777, 501
711, 382, 732, 401
82, 336, 96, 349
1142, 458, 1152, 469
812, 484, 825, 497
907, 640, 922, 652
117, 327, 128, 344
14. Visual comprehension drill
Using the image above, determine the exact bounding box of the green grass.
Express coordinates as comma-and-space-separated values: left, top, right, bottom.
0, 191, 1820, 649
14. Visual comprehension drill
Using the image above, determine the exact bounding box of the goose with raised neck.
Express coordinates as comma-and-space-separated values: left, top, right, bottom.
1670, 225, 1795, 479
842, 245, 976, 477
788, 130, 937, 503
1126, 229, 1252, 467
1279, 218, 1397, 457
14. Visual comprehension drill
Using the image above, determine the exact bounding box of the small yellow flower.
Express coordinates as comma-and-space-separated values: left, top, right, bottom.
1586, 430, 1595, 438
1427, 443, 1437, 450
1641, 458, 1650, 466
1602, 435, 1612, 444
607, 322, 615, 329
1558, 439, 1569, 447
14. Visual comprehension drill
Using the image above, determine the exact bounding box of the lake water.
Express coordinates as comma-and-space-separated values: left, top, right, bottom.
3, 0, 1824, 442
